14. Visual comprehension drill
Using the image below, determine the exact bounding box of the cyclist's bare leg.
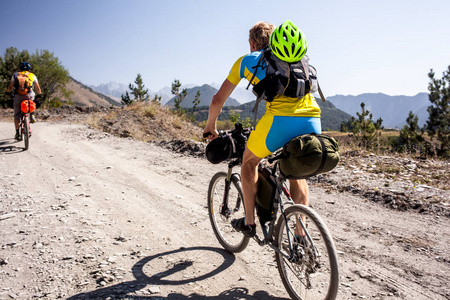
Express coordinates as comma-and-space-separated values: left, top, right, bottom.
241, 146, 262, 225
13, 95, 21, 131
289, 179, 309, 237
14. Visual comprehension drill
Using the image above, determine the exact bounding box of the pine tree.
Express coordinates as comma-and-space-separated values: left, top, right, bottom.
151, 94, 161, 106
192, 90, 201, 112
121, 91, 132, 106
171, 79, 187, 112
426, 66, 450, 157
399, 111, 424, 153
121, 73, 149, 106
350, 102, 384, 150
129, 73, 149, 102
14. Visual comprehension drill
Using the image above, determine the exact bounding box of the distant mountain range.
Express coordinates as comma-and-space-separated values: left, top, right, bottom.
327, 93, 430, 128
87, 81, 431, 129
88, 81, 127, 100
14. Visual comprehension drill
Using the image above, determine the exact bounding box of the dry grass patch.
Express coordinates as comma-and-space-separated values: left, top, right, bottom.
87, 102, 203, 143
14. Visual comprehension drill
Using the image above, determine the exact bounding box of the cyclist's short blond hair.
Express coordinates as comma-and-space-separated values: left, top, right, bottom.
249, 21, 275, 50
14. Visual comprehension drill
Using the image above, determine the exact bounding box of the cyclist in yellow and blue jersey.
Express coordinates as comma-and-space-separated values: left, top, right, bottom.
203, 20, 321, 237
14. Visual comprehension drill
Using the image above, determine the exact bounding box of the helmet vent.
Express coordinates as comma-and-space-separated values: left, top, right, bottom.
283, 46, 289, 57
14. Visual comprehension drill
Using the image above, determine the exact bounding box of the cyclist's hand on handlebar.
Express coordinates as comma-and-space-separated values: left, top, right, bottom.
202, 128, 218, 140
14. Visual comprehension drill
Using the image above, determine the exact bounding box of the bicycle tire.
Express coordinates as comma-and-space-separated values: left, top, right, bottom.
23, 115, 30, 150
274, 204, 339, 300
207, 172, 249, 253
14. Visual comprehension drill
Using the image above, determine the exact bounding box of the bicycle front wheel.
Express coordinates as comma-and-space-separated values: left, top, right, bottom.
23, 115, 30, 150
274, 204, 339, 300
207, 172, 249, 253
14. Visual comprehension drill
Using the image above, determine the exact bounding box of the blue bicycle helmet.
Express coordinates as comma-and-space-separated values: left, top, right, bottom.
19, 62, 31, 71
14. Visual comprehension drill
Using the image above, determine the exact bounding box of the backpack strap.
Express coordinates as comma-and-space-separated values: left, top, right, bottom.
246, 47, 269, 91
251, 96, 264, 128
301, 59, 326, 102
247, 47, 270, 127
317, 84, 326, 102
300, 58, 310, 81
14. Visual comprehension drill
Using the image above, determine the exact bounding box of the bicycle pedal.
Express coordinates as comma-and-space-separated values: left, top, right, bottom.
254, 234, 266, 245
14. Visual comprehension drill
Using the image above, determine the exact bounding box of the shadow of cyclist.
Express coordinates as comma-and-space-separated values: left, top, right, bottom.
68, 246, 289, 300
0, 138, 26, 153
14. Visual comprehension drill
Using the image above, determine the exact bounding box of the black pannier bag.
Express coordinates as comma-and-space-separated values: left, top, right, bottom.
205, 124, 249, 164
279, 133, 340, 179
255, 166, 277, 223
205, 135, 234, 164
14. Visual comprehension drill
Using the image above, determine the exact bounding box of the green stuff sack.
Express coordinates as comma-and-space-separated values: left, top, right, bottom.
279, 133, 340, 179
255, 167, 277, 223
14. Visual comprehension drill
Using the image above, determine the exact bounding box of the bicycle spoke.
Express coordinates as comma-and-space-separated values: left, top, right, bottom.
208, 172, 249, 253
275, 205, 339, 300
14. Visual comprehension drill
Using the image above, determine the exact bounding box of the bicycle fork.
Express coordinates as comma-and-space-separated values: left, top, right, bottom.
220, 164, 242, 218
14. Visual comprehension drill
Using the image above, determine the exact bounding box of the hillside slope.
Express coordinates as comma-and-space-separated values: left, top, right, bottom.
57, 77, 121, 107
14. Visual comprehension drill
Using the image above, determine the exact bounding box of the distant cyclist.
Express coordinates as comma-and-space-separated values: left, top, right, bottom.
203, 20, 322, 237
5, 62, 42, 140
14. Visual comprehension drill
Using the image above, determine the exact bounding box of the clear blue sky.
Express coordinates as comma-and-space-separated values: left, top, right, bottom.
1, 0, 449, 97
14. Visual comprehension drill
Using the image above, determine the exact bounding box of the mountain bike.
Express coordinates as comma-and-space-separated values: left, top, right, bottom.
206, 125, 339, 300
17, 99, 34, 150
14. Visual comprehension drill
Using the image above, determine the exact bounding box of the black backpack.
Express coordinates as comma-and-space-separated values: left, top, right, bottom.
247, 47, 326, 125
249, 47, 319, 102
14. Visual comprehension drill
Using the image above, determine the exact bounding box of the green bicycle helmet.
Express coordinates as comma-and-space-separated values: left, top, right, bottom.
270, 20, 307, 63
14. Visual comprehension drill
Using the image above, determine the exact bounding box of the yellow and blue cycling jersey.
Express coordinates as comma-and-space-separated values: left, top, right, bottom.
227, 51, 267, 86
226, 50, 322, 158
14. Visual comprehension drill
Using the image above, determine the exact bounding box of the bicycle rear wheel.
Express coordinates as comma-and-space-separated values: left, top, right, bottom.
207, 172, 249, 253
23, 115, 29, 150
274, 204, 339, 300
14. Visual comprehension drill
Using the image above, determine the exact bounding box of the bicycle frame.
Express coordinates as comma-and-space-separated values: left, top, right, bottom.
21, 112, 29, 127
18, 99, 33, 150
219, 158, 319, 263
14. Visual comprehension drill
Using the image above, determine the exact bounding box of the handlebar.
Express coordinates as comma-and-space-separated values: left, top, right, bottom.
204, 123, 252, 140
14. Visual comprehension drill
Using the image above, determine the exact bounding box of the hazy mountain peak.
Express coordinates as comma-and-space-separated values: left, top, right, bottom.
327, 92, 429, 128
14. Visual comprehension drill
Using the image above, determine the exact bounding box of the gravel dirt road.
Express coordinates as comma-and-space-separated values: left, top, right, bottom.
0, 121, 448, 299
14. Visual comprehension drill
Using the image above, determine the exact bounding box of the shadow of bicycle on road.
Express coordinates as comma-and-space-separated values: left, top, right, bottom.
68, 246, 289, 300
0, 138, 26, 153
